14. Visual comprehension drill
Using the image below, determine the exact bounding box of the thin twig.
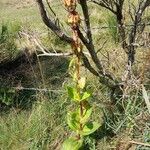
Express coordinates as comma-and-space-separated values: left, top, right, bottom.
129, 140, 150, 147
12, 87, 65, 93
38, 52, 73, 57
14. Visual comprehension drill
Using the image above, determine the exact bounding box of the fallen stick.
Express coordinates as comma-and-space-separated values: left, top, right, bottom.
129, 140, 150, 147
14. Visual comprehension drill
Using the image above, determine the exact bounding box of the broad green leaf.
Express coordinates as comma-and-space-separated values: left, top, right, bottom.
68, 58, 78, 81
69, 58, 75, 69
81, 106, 92, 124
67, 86, 74, 99
67, 86, 80, 101
67, 112, 80, 131
73, 72, 78, 81
80, 92, 91, 101
72, 72, 77, 81
80, 122, 100, 136
78, 77, 86, 89
62, 138, 83, 150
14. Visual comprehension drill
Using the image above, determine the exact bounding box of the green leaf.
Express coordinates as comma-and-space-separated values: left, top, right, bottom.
69, 58, 75, 69
80, 92, 91, 101
62, 138, 83, 150
80, 122, 100, 136
67, 86, 80, 101
81, 106, 92, 124
67, 86, 74, 99
67, 111, 80, 131
78, 77, 86, 89
73, 72, 78, 81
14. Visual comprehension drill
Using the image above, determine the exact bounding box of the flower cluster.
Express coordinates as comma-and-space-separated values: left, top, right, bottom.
68, 11, 81, 29
63, 0, 82, 53
63, 0, 76, 12
72, 31, 83, 54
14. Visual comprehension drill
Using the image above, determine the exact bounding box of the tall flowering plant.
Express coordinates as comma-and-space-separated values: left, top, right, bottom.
62, 0, 100, 149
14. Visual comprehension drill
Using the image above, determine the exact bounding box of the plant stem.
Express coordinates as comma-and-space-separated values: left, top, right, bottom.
77, 55, 84, 138
63, 0, 84, 140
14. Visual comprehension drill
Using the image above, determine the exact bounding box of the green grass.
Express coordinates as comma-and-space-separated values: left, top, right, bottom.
0, 0, 68, 34
0, 98, 67, 150
0, 84, 150, 149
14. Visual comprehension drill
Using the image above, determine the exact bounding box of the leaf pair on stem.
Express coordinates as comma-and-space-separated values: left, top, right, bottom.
62, 75, 100, 150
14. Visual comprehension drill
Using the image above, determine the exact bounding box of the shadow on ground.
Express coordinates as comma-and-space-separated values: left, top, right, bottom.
0, 53, 69, 111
